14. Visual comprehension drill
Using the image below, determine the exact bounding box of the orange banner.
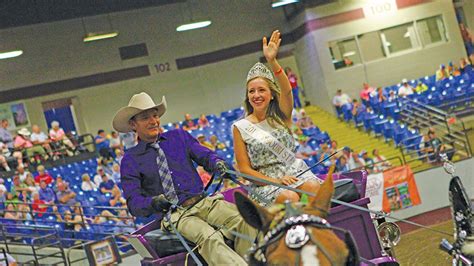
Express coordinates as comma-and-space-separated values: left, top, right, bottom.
382, 166, 421, 212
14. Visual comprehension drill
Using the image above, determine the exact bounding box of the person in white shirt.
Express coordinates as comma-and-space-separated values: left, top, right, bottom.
332, 89, 352, 117
16, 165, 30, 183
93, 167, 111, 187
398, 79, 414, 97
81, 173, 97, 191
109, 131, 122, 151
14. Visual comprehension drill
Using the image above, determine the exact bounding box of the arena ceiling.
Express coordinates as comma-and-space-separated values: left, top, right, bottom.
0, 0, 184, 30
0, 0, 334, 30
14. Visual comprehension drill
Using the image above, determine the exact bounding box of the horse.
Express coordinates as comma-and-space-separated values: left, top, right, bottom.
234, 167, 359, 266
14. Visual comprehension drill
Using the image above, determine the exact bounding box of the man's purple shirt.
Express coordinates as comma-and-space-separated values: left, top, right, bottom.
120, 129, 222, 219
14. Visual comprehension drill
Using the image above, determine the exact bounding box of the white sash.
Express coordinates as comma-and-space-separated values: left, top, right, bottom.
234, 119, 320, 203
235, 119, 296, 166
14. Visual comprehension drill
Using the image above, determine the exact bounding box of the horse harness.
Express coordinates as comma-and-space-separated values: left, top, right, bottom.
248, 213, 360, 266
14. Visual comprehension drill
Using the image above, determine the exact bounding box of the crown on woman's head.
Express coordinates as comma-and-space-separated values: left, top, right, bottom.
246, 62, 275, 83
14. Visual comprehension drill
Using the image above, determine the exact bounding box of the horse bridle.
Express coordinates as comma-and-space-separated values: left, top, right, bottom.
248, 213, 360, 266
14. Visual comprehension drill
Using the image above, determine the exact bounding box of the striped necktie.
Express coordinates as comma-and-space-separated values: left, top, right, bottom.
151, 142, 179, 204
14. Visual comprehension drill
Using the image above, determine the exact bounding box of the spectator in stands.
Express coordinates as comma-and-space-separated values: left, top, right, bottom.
197, 134, 214, 150
343, 57, 353, 66
342, 147, 357, 170
375, 87, 387, 103
95, 129, 114, 160
34, 165, 54, 185
119, 131, 137, 151
435, 64, 449, 81
351, 99, 365, 117
297, 109, 315, 129
115, 208, 135, 235
81, 173, 97, 191
459, 23, 473, 56
329, 140, 338, 153
93, 167, 110, 187
14, 128, 49, 163
0, 119, 14, 150
459, 58, 471, 74
197, 166, 212, 186
295, 135, 317, 159
109, 131, 122, 151
387, 90, 397, 102
332, 90, 351, 117
0, 178, 7, 200
359, 150, 375, 173
198, 114, 210, 128
11, 176, 29, 201
99, 174, 116, 194
414, 81, 428, 94
360, 83, 375, 106
114, 148, 124, 165
24, 175, 39, 196
398, 79, 414, 97
285, 67, 303, 108
30, 124, 53, 155
372, 149, 392, 172
3, 203, 22, 220
1, 141, 25, 169
55, 209, 85, 232
111, 163, 121, 183
209, 135, 226, 151
423, 128, 455, 161
49, 121, 75, 156
0, 154, 11, 172
57, 182, 76, 206
317, 143, 333, 167
182, 114, 198, 131
336, 156, 350, 173
16, 165, 29, 183
31, 191, 48, 218
39, 180, 56, 204
448, 61, 461, 77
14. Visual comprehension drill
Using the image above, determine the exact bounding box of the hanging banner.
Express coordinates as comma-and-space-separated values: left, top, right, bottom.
366, 165, 421, 213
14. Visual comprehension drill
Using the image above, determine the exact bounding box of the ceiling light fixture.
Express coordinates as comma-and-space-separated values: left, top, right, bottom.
83, 31, 119, 42
0, 50, 23, 60
176, 20, 212, 32
272, 0, 300, 8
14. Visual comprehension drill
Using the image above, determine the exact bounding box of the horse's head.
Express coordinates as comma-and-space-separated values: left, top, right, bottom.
235, 168, 352, 265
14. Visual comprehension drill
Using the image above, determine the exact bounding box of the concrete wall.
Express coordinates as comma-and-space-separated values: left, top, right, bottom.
292, 0, 467, 113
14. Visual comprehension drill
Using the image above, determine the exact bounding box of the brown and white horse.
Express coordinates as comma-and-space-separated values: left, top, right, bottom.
235, 169, 355, 266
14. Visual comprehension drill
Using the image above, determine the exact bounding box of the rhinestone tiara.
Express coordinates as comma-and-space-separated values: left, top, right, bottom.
246, 62, 275, 83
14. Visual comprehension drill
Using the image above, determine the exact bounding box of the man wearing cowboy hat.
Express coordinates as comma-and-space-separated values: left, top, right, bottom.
114, 92, 256, 265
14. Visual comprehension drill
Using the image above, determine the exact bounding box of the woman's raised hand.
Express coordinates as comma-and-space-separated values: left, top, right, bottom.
263, 30, 282, 62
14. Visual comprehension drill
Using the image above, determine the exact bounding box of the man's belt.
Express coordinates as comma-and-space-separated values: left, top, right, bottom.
181, 194, 205, 208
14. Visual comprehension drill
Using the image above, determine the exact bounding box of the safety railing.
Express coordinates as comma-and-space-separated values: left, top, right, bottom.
0, 202, 136, 265
398, 97, 472, 162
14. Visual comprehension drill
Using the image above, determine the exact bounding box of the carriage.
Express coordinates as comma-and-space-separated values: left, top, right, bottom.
127, 170, 400, 265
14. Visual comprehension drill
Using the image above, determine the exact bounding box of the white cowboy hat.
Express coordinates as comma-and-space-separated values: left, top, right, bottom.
17, 128, 31, 136
112, 92, 167, 133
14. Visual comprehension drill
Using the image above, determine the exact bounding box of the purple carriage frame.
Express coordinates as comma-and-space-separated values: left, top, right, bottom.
128, 171, 398, 265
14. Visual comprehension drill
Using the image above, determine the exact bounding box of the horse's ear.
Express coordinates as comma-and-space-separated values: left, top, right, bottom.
309, 165, 335, 217
234, 191, 274, 232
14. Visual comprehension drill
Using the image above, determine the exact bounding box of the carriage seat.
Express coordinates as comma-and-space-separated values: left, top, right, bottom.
144, 229, 197, 258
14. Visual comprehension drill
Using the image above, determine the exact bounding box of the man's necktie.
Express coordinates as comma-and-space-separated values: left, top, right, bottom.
151, 142, 179, 204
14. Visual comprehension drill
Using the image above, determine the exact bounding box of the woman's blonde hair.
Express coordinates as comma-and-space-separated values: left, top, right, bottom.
244, 77, 289, 131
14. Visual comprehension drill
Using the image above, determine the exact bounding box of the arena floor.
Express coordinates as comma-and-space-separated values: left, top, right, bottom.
394, 221, 454, 265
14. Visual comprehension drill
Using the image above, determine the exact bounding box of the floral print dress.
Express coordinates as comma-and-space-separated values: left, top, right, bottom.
234, 119, 319, 206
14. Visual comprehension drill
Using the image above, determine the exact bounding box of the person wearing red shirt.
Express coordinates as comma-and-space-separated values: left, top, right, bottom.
285, 67, 302, 108
34, 165, 54, 185
31, 191, 48, 217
